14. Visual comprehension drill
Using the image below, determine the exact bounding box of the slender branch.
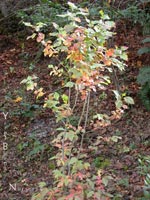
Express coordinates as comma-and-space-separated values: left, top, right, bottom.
68, 86, 71, 107
78, 91, 90, 157
72, 90, 79, 111
61, 120, 67, 175
61, 136, 65, 174
67, 145, 73, 176
78, 94, 88, 128
84, 91, 90, 130
112, 65, 120, 92
79, 91, 90, 153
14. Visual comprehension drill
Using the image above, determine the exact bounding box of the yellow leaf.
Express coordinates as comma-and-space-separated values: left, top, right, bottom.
34, 88, 45, 99
37, 91, 45, 99
14, 96, 22, 103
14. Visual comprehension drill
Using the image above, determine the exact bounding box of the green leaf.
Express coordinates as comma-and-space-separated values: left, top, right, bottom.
99, 10, 104, 17
69, 157, 78, 165
87, 178, 95, 189
115, 99, 123, 109
120, 53, 128, 61
137, 66, 150, 85
26, 82, 37, 91
32, 187, 49, 200
65, 81, 74, 88
69, 68, 82, 78
56, 127, 65, 131
113, 90, 121, 101
84, 162, 90, 169
122, 145, 130, 153
102, 176, 113, 186
20, 75, 37, 91
138, 47, 150, 55
49, 156, 57, 160
54, 92, 60, 100
142, 37, 150, 44
53, 169, 63, 178
66, 130, 75, 141
62, 94, 68, 104
111, 136, 122, 142
93, 113, 104, 120
68, 2, 78, 10
20, 76, 32, 84
23, 22, 33, 28
48, 64, 54, 69
38, 182, 46, 189
87, 191, 94, 198
29, 144, 44, 156
124, 96, 134, 105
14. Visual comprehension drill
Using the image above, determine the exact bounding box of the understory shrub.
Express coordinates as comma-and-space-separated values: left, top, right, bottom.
21, 2, 134, 199
17, 1, 67, 33
137, 66, 150, 111
138, 155, 150, 199
101, 0, 150, 35
137, 37, 150, 110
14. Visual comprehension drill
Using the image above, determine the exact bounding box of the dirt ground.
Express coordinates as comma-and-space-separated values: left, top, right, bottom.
0, 15, 150, 200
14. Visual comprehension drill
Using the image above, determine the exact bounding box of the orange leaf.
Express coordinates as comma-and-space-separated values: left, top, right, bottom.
43, 45, 54, 57
106, 48, 114, 57
104, 59, 112, 66
69, 50, 84, 61
137, 60, 142, 68
60, 108, 72, 117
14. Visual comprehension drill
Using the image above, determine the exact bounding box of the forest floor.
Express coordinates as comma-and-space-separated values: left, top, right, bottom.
0, 16, 150, 200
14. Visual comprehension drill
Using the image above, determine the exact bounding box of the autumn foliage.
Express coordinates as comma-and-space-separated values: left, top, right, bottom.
22, 2, 134, 200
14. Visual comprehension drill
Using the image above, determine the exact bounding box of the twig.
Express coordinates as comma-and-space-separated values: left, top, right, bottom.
61, 120, 67, 175
72, 90, 79, 111
68, 86, 71, 107
112, 65, 120, 92
78, 94, 88, 128
78, 91, 90, 157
